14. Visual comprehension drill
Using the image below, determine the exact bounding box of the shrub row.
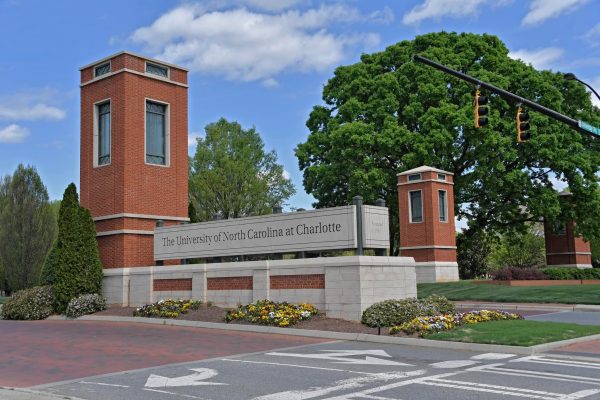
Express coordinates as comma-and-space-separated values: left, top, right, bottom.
361, 295, 455, 328
493, 267, 600, 281
1, 286, 54, 320
65, 294, 106, 318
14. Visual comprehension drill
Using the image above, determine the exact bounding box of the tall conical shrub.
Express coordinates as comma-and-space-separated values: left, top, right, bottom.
40, 183, 103, 313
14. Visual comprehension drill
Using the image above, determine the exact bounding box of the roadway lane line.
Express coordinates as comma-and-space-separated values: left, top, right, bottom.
222, 359, 382, 375
143, 387, 208, 399
474, 365, 600, 385
511, 356, 600, 369
78, 381, 129, 388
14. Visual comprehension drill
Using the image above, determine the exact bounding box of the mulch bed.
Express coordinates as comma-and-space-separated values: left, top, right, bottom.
93, 305, 391, 336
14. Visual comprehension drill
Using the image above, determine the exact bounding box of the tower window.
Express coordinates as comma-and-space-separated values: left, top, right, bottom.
437, 173, 446, 181
438, 190, 447, 222
97, 102, 111, 165
409, 190, 423, 223
94, 62, 111, 78
146, 62, 168, 78
408, 173, 422, 182
146, 101, 167, 165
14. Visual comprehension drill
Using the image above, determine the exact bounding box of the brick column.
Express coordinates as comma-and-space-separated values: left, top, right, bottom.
544, 220, 592, 269
397, 166, 459, 283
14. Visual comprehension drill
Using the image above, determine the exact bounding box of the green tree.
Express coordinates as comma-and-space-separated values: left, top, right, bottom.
40, 183, 103, 313
296, 32, 600, 253
190, 118, 295, 221
591, 237, 599, 268
0, 165, 56, 294
488, 229, 546, 270
457, 229, 494, 279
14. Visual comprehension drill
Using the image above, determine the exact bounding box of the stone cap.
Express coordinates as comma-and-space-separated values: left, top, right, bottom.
397, 166, 453, 176
79, 50, 189, 72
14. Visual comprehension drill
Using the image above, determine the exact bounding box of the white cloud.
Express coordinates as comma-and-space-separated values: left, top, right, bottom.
508, 47, 564, 69
403, 0, 492, 25
130, 4, 381, 82
0, 88, 66, 121
0, 124, 29, 143
583, 22, 600, 47
188, 132, 201, 147
522, 0, 591, 26
282, 169, 291, 180
242, 0, 304, 12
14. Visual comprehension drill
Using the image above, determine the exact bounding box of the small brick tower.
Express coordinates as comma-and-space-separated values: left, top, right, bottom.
397, 166, 459, 282
544, 191, 592, 268
79, 51, 189, 268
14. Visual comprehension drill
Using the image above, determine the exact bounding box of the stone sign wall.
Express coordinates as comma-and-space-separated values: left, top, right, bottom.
154, 205, 389, 261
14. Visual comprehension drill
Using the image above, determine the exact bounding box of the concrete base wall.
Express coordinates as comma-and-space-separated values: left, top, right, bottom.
546, 264, 593, 269
415, 261, 459, 283
103, 256, 417, 321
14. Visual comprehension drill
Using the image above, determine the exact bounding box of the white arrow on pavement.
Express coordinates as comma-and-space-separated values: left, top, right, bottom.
265, 349, 411, 366
145, 368, 228, 388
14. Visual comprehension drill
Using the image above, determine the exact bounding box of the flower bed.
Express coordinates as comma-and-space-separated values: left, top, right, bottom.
133, 299, 202, 318
225, 300, 318, 327
390, 310, 523, 337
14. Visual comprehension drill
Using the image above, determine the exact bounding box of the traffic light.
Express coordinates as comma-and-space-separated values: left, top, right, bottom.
517, 106, 531, 142
474, 89, 489, 128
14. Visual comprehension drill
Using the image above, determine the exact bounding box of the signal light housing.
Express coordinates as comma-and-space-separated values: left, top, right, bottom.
517, 106, 531, 142
474, 90, 489, 128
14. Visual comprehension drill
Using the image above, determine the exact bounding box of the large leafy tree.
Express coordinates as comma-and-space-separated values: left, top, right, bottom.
296, 32, 600, 253
0, 164, 56, 294
190, 118, 295, 221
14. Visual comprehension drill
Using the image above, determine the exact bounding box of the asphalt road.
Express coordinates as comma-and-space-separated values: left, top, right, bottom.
37, 340, 600, 400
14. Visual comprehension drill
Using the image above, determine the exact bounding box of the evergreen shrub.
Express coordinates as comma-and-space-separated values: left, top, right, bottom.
65, 293, 106, 318
1, 286, 54, 320
361, 295, 456, 328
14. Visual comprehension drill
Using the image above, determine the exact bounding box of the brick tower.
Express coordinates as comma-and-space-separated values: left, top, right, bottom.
544, 191, 592, 269
79, 51, 189, 269
397, 166, 459, 283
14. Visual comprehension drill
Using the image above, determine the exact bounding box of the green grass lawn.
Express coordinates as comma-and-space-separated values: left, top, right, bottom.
427, 320, 600, 346
417, 281, 600, 304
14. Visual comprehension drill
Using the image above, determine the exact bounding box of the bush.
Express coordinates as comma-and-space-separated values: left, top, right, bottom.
491, 267, 546, 280
0, 286, 54, 320
544, 268, 600, 280
65, 293, 106, 318
226, 300, 318, 327
133, 299, 202, 318
361, 295, 456, 328
390, 309, 523, 336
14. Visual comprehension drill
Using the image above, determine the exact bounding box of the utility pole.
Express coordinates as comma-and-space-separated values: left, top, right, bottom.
413, 55, 600, 139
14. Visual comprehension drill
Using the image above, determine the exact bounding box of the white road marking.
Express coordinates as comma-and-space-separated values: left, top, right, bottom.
315, 372, 461, 400
471, 352, 516, 360
512, 356, 600, 370
145, 368, 227, 388
265, 350, 411, 366
424, 378, 576, 399
222, 358, 381, 375
474, 365, 600, 386
429, 360, 479, 369
143, 388, 208, 399
252, 369, 425, 400
558, 389, 600, 400
79, 381, 129, 388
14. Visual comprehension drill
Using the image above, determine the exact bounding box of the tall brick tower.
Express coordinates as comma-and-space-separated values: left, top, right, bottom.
544, 191, 592, 268
79, 51, 189, 269
397, 166, 459, 283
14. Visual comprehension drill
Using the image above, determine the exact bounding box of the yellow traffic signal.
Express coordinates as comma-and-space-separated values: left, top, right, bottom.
517, 106, 531, 142
474, 89, 489, 128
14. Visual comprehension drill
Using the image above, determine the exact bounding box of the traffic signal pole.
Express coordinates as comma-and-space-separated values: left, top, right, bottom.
413, 54, 600, 139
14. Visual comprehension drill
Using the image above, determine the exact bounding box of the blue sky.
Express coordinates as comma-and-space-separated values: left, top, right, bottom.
0, 0, 599, 210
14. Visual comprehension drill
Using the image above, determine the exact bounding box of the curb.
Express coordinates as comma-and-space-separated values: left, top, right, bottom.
73, 315, 600, 356
455, 302, 600, 312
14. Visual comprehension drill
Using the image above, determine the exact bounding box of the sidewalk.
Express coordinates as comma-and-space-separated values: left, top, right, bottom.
454, 300, 600, 312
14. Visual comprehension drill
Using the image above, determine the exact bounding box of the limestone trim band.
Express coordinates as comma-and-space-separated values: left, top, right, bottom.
549, 264, 593, 268
93, 213, 190, 222
80, 68, 189, 88
400, 245, 457, 250
96, 229, 154, 237
546, 252, 592, 256
397, 179, 454, 186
